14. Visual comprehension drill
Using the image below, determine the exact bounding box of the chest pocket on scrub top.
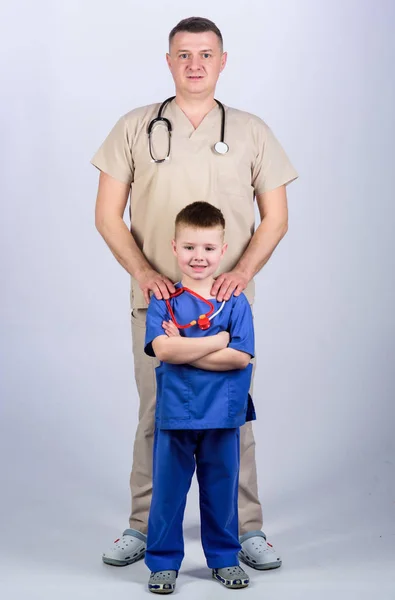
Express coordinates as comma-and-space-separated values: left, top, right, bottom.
214, 145, 254, 199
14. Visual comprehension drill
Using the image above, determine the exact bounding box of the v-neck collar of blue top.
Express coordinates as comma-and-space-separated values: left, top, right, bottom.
173, 281, 219, 303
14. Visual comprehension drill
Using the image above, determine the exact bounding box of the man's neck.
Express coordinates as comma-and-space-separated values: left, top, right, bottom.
174, 93, 217, 129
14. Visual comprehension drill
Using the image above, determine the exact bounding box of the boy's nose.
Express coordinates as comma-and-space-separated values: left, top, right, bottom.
193, 248, 204, 260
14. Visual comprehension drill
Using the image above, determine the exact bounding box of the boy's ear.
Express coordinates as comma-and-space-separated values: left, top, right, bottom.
221, 242, 228, 256
171, 239, 177, 256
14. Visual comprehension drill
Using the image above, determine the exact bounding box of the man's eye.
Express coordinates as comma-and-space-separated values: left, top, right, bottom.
202, 53, 212, 59
180, 54, 189, 59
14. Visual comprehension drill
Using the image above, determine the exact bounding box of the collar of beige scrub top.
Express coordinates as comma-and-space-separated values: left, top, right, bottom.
170, 98, 220, 137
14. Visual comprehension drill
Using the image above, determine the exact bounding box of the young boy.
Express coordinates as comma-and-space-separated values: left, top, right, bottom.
144, 202, 256, 593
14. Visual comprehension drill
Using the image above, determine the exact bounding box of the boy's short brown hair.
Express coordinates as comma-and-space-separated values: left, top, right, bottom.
175, 202, 225, 234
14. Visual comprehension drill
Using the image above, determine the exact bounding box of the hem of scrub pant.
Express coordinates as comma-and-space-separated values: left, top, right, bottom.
206, 555, 240, 569
145, 557, 182, 572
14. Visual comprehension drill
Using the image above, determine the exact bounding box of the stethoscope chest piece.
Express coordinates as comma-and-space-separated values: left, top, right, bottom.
214, 141, 229, 155
197, 314, 211, 330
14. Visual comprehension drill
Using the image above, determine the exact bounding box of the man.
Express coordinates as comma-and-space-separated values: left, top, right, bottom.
91, 16, 297, 571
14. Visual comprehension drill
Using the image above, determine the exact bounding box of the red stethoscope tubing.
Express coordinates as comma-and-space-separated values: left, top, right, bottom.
165, 287, 215, 329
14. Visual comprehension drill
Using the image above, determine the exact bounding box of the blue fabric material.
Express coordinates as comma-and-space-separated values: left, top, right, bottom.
145, 428, 241, 571
144, 285, 256, 430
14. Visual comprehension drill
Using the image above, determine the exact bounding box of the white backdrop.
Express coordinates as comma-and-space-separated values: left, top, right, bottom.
1, 1, 394, 599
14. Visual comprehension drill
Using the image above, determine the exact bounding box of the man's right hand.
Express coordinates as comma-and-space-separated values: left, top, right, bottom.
137, 269, 176, 304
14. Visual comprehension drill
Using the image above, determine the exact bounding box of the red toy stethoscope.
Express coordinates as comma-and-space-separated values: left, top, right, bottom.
165, 286, 226, 331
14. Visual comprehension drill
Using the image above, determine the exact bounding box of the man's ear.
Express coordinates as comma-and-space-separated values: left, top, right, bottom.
220, 51, 228, 73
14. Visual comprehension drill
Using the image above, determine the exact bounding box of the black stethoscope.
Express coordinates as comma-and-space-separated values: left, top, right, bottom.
147, 96, 229, 163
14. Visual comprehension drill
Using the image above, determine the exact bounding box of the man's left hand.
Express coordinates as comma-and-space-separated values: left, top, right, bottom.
210, 270, 250, 302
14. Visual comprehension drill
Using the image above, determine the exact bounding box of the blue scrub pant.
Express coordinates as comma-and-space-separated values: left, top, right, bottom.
145, 428, 241, 572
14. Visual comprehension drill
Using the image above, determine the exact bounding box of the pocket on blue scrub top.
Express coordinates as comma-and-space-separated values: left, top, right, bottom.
228, 363, 253, 419
155, 363, 191, 421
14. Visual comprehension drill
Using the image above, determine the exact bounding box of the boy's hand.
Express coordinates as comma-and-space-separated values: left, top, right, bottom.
217, 331, 230, 348
162, 320, 180, 337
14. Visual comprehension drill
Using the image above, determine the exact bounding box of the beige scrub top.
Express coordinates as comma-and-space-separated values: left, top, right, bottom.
91, 101, 298, 309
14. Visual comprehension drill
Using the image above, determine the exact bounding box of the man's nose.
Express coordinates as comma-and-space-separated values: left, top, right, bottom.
189, 55, 202, 70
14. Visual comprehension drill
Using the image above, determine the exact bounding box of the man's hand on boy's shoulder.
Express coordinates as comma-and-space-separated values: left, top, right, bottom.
210, 269, 250, 302
137, 268, 176, 304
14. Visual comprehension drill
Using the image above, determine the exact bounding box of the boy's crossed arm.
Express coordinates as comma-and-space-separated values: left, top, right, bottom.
153, 320, 251, 371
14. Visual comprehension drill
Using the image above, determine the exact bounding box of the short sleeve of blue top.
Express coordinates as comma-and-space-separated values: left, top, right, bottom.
144, 284, 256, 430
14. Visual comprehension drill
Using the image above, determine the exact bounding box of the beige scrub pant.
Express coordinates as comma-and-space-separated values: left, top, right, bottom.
128, 307, 263, 536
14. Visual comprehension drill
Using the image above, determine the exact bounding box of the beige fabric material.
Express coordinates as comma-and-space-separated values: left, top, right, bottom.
91, 101, 298, 309
129, 308, 263, 535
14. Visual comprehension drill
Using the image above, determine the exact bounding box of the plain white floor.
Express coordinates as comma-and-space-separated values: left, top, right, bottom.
1, 456, 394, 600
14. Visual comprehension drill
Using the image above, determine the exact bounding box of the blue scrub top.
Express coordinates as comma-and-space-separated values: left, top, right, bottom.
145, 284, 256, 430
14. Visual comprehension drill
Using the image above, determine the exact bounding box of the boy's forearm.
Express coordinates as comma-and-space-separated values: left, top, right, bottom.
154, 335, 225, 364
190, 348, 251, 371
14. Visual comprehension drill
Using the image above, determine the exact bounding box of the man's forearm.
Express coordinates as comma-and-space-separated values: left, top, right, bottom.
236, 216, 288, 279
190, 348, 251, 371
96, 214, 152, 278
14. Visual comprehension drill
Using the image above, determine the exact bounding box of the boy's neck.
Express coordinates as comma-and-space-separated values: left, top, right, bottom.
180, 275, 215, 299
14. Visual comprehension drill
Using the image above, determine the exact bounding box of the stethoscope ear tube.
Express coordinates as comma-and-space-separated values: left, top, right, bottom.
148, 97, 228, 162
147, 116, 172, 135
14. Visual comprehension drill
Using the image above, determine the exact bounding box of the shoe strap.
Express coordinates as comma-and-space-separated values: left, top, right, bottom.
239, 530, 267, 544
122, 528, 147, 543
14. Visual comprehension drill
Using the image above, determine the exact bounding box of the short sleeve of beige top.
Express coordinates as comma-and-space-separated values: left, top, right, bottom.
91, 102, 298, 309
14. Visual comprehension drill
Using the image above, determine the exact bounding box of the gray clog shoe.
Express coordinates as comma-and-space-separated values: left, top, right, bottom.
239, 531, 282, 570
102, 529, 146, 566
212, 565, 250, 589
148, 570, 177, 594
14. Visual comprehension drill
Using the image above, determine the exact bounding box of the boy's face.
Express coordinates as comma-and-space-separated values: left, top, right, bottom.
172, 225, 227, 281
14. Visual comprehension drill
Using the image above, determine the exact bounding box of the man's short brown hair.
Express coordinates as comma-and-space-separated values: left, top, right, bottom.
175, 201, 225, 234
169, 17, 223, 49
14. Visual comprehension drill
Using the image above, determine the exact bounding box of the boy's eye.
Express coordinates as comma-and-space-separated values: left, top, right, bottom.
184, 246, 194, 250
206, 247, 215, 251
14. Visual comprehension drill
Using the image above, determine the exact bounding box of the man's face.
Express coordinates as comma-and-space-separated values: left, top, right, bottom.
172, 225, 227, 281
166, 31, 227, 97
